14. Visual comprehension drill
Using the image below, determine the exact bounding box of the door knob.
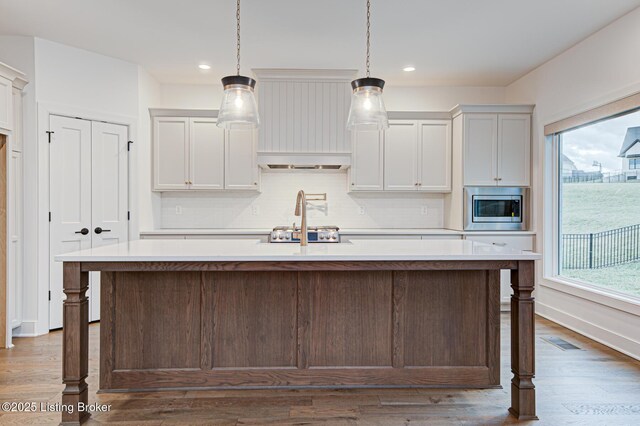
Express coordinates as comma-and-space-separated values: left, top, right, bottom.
94, 227, 111, 234
75, 228, 89, 235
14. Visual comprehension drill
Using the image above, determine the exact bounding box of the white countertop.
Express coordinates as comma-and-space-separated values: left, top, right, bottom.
55, 239, 540, 262
139, 228, 535, 236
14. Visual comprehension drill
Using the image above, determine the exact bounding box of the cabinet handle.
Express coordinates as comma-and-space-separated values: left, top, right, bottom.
492, 242, 507, 247
94, 227, 111, 235
254, 182, 258, 185
75, 228, 89, 235
351, 183, 355, 186
497, 177, 502, 181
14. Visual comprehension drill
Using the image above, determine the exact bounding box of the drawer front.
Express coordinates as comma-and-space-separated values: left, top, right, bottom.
464, 235, 533, 251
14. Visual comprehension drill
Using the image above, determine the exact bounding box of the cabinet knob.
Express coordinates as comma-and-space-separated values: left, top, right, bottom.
351, 183, 355, 186
254, 182, 258, 185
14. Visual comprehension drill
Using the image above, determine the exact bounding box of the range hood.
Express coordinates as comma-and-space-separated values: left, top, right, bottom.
254, 69, 356, 169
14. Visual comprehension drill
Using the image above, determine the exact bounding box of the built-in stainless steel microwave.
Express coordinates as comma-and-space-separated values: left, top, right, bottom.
464, 187, 529, 231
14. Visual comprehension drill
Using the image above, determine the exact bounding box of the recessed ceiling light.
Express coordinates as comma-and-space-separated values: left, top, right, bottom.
403, 66, 416, 72
198, 64, 211, 70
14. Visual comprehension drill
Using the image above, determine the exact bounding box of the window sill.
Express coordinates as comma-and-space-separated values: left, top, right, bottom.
540, 275, 640, 316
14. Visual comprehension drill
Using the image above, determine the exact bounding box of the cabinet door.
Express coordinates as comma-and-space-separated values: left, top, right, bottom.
497, 114, 531, 187
12, 87, 22, 151
190, 118, 224, 190
153, 117, 189, 190
0, 76, 12, 132
418, 120, 451, 192
225, 128, 259, 190
384, 120, 419, 191
350, 129, 384, 191
463, 114, 498, 186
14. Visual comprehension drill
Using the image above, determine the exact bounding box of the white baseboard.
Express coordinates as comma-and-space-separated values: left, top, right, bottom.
537, 301, 640, 361
11, 321, 44, 337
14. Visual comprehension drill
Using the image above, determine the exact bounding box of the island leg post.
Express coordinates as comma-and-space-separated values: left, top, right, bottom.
61, 262, 90, 425
509, 260, 537, 420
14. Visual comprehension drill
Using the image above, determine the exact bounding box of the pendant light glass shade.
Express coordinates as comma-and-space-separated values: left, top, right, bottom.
346, 77, 388, 130
347, 0, 388, 130
217, 75, 260, 129
217, 0, 260, 129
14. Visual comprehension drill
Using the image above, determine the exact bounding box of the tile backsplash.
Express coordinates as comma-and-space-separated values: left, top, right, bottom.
161, 171, 444, 229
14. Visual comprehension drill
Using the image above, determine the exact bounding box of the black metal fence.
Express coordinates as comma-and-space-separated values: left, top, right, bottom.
562, 224, 640, 269
563, 170, 639, 183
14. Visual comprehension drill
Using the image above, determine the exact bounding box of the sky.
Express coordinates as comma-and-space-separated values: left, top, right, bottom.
562, 109, 640, 173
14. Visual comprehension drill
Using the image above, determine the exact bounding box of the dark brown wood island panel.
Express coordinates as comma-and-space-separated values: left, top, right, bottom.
63, 260, 536, 424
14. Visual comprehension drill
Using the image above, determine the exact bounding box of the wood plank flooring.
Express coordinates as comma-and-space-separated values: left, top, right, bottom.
1, 314, 639, 425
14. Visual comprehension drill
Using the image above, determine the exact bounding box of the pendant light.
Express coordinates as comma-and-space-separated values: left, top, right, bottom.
217, 0, 260, 129
347, 0, 389, 130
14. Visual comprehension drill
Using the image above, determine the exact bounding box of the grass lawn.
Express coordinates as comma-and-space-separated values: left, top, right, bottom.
561, 182, 640, 234
561, 182, 640, 298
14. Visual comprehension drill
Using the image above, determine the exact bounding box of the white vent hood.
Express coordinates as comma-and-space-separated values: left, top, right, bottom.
254, 69, 356, 169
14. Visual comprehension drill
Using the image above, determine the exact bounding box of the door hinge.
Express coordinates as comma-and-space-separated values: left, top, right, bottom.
46, 131, 54, 143
127, 141, 133, 151
48, 291, 51, 301
49, 212, 52, 222
127, 211, 131, 221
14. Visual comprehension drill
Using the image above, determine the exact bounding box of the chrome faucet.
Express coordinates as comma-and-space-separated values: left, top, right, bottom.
294, 191, 328, 246
294, 190, 308, 246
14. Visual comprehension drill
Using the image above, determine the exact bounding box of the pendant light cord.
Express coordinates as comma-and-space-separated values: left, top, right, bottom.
366, 0, 371, 78
236, 0, 241, 75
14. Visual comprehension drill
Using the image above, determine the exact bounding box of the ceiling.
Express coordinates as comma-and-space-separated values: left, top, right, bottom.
1, 0, 639, 86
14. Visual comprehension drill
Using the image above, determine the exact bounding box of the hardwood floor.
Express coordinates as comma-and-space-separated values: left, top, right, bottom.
1, 314, 639, 425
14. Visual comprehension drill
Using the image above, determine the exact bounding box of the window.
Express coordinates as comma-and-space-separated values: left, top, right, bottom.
557, 109, 640, 298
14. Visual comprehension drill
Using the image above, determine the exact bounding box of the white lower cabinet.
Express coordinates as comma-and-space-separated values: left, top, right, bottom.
464, 234, 534, 309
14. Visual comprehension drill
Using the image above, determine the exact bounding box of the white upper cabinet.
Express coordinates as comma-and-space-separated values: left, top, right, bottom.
384, 120, 419, 191
11, 87, 22, 151
152, 112, 260, 192
497, 114, 531, 186
463, 114, 498, 186
225, 127, 259, 190
462, 111, 531, 187
351, 118, 451, 192
419, 120, 452, 191
350, 129, 384, 191
153, 117, 189, 190
0, 75, 13, 132
190, 118, 224, 190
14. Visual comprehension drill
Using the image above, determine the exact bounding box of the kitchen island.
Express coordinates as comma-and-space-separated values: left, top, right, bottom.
56, 239, 540, 424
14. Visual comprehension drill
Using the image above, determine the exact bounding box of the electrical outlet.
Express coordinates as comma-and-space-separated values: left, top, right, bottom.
252, 205, 260, 215
359, 206, 365, 215
175, 205, 183, 215
421, 206, 428, 215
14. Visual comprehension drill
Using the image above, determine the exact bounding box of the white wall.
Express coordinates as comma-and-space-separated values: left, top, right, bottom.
161, 171, 444, 229
384, 86, 505, 111
506, 7, 640, 359
137, 67, 161, 230
34, 38, 139, 117
0, 36, 37, 336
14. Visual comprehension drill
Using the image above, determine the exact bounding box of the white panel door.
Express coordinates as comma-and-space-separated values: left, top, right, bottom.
350, 129, 383, 191
0, 76, 12, 132
153, 117, 189, 190
463, 114, 498, 186
7, 150, 22, 329
49, 115, 92, 329
384, 120, 419, 191
418, 120, 451, 192
90, 122, 129, 321
497, 114, 531, 187
190, 118, 224, 189
225, 128, 258, 190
